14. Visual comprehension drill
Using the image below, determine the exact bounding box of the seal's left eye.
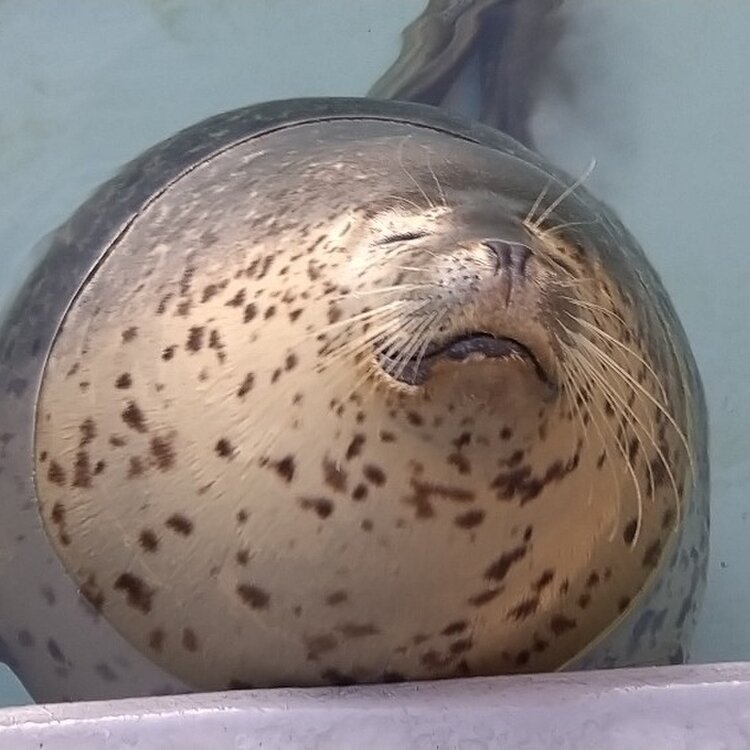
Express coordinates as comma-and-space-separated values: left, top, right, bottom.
376, 230, 429, 245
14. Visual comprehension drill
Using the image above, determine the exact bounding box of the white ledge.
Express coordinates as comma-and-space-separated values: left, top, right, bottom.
1, 662, 750, 749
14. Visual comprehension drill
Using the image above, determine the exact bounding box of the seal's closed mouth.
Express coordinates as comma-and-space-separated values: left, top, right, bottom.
375, 332, 549, 387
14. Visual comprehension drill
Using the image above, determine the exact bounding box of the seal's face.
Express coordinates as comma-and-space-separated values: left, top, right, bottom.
31, 118, 703, 692
360, 194, 562, 395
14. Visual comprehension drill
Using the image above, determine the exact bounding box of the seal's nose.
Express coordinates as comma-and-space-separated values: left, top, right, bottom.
483, 240, 532, 279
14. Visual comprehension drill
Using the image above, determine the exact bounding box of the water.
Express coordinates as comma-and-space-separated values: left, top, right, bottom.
0, 0, 748, 681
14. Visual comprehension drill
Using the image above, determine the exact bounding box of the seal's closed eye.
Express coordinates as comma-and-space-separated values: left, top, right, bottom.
375, 230, 430, 245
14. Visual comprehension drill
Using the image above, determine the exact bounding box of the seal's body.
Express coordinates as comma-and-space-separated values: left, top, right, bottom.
0, 98, 708, 702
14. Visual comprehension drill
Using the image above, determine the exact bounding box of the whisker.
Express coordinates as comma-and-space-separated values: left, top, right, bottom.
563, 341, 646, 545
397, 136, 435, 210
531, 158, 597, 230
569, 313, 669, 402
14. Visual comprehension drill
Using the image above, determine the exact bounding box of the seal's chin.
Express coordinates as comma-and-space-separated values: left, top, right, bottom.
375, 332, 552, 388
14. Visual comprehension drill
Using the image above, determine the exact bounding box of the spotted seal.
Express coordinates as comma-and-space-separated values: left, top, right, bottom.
0, 96, 708, 702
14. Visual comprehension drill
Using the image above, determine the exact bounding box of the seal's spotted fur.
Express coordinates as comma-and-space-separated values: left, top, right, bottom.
0, 99, 708, 699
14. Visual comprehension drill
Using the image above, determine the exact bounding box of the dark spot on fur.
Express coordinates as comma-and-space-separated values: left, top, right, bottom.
550, 614, 577, 636
79, 574, 105, 613
17, 630, 34, 648
115, 373, 132, 389
346, 434, 366, 460
643, 539, 662, 569
41, 585, 56, 606
186, 326, 205, 352
95, 662, 118, 682
662, 508, 676, 530
420, 649, 453, 671
578, 593, 591, 609
321, 668, 354, 686
139, 529, 159, 553
363, 464, 385, 486
149, 629, 165, 653
448, 453, 471, 474
72, 450, 92, 488
492, 452, 578, 504
162, 345, 176, 361
379, 430, 396, 443
352, 483, 368, 501
47, 461, 66, 486
623, 519, 638, 545
532, 570, 554, 593
182, 628, 199, 652
469, 589, 501, 607
122, 327, 138, 343
208, 329, 226, 362
47, 638, 66, 664
508, 450, 524, 467
406, 411, 424, 427
165, 514, 193, 536
150, 435, 175, 471
226, 289, 246, 308
122, 401, 147, 433
361, 519, 373, 532
201, 284, 221, 303
485, 544, 527, 582
508, 597, 539, 620
618, 596, 631, 612
450, 638, 473, 655
299, 497, 334, 519
323, 457, 347, 493
114, 573, 154, 614
273, 455, 295, 482
586, 571, 600, 589
533, 636, 549, 653
236, 549, 250, 566
338, 622, 379, 638
442, 621, 468, 636
237, 584, 270, 609
79, 418, 96, 447
243, 303, 258, 323
326, 591, 348, 606
236, 510, 248, 524
455, 509, 485, 529
405, 478, 475, 519
305, 634, 337, 660
215, 438, 235, 459
127, 456, 144, 478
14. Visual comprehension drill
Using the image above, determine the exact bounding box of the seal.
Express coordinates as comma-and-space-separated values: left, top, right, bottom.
0, 97, 708, 702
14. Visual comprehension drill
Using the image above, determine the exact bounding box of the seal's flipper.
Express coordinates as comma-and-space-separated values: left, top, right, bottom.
368, 0, 565, 148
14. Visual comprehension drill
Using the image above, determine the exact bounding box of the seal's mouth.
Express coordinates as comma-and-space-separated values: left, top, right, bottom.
375, 332, 551, 387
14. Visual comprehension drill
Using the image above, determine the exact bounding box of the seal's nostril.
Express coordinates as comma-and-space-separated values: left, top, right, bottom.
483, 241, 531, 277
512, 245, 532, 276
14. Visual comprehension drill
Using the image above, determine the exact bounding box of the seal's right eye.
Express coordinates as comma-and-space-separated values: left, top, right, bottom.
375, 230, 429, 245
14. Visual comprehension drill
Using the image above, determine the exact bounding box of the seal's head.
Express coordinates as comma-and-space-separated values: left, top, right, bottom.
30, 106, 706, 692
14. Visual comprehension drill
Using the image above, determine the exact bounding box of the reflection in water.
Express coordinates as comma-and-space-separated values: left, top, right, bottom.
370, 0, 566, 147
